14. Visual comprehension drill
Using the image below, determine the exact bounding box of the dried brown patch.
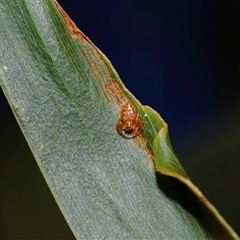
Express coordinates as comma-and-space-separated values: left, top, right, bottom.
54, 0, 154, 168
105, 79, 128, 107
134, 135, 155, 168
81, 47, 126, 107
54, 0, 127, 109
82, 47, 154, 167
54, 0, 94, 46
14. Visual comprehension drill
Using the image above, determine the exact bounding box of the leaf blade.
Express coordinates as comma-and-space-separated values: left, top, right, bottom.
0, 0, 237, 239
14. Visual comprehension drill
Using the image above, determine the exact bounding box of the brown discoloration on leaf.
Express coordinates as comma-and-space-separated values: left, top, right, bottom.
54, 0, 94, 47
54, 0, 127, 109
105, 79, 128, 107
54, 0, 154, 167
81, 48, 126, 107
54, 0, 112, 81
54, 0, 128, 109
134, 135, 155, 168
81, 49, 154, 166
105, 80, 153, 166
82, 50, 154, 165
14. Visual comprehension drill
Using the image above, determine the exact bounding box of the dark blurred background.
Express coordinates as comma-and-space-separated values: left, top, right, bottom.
1, 0, 240, 239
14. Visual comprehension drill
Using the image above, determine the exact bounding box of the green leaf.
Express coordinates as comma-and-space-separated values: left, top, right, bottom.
0, 0, 238, 239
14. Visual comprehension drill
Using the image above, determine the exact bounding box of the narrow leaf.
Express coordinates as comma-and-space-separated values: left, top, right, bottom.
0, 0, 238, 239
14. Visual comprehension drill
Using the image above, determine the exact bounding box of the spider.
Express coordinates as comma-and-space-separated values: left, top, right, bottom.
116, 101, 143, 139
